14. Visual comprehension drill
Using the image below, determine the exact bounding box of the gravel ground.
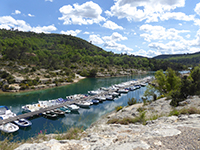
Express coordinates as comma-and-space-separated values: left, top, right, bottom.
145, 127, 200, 150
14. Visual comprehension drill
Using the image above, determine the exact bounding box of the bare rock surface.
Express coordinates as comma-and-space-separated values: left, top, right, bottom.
15, 97, 200, 150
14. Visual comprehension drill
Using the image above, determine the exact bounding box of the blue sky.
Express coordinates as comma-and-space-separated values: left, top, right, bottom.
1, 0, 200, 57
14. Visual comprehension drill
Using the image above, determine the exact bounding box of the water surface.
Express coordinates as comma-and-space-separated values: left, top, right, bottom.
0, 74, 151, 140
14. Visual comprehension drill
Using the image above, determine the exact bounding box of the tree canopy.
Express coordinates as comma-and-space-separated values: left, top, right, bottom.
0, 29, 185, 71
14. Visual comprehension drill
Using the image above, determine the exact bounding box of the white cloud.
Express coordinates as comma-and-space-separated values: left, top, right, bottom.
59, 1, 105, 25
83, 31, 90, 34
140, 24, 189, 42
194, 19, 200, 26
134, 49, 161, 58
101, 32, 132, 53
0, 16, 57, 33
105, 0, 186, 23
102, 20, 123, 30
104, 41, 133, 52
60, 29, 81, 36
31, 24, 57, 33
195, 2, 200, 16
102, 32, 127, 42
160, 12, 195, 21
28, 14, 35, 17
89, 34, 104, 45
12, 10, 21, 15
186, 34, 190, 38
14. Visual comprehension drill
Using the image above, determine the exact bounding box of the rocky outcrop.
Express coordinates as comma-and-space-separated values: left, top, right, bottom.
15, 97, 200, 150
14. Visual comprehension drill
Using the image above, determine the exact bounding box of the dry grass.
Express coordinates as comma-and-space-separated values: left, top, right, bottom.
169, 107, 200, 116
0, 137, 21, 150
107, 111, 146, 125
55, 127, 84, 140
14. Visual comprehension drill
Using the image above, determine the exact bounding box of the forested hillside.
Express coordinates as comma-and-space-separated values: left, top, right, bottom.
154, 52, 200, 67
0, 29, 184, 72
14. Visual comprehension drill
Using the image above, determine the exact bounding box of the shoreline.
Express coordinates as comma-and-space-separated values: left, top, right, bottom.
0, 76, 86, 95
0, 72, 148, 95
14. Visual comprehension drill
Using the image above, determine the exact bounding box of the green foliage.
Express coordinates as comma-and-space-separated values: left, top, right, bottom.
169, 109, 180, 116
154, 68, 181, 95
127, 97, 137, 106
0, 29, 185, 72
115, 106, 123, 112
154, 52, 200, 67
153, 66, 200, 107
143, 84, 157, 100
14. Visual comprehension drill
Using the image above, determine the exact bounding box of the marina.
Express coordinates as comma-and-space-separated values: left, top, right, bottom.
0, 76, 152, 126
0, 74, 153, 140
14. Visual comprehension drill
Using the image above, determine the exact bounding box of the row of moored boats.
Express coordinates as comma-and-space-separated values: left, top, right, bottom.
0, 76, 152, 133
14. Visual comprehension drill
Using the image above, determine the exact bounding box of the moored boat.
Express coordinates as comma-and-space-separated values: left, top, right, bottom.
67, 104, 79, 111
90, 99, 99, 104
117, 88, 129, 93
42, 111, 57, 119
105, 95, 114, 101
0, 122, 19, 133
59, 106, 71, 113
74, 101, 90, 108
14, 119, 32, 128
53, 109, 65, 116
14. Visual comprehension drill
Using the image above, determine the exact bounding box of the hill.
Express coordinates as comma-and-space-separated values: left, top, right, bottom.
0, 29, 186, 92
154, 52, 200, 66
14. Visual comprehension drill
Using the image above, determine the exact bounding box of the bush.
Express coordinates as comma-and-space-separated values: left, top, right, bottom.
153, 94, 157, 101
170, 90, 184, 107
127, 98, 137, 106
115, 106, 123, 112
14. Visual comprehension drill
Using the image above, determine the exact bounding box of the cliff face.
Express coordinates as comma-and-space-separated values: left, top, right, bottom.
15, 97, 200, 150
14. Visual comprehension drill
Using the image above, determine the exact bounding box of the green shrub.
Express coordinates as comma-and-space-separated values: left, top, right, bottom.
169, 109, 180, 116
137, 107, 146, 112
127, 98, 137, 106
115, 106, 123, 112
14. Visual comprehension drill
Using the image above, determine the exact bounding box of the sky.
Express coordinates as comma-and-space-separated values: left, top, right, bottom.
1, 0, 200, 58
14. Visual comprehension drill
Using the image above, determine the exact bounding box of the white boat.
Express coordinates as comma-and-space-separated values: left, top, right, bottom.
0, 122, 19, 133
95, 96, 106, 101
109, 92, 120, 97
0, 106, 32, 128
14, 119, 32, 128
105, 95, 114, 100
88, 90, 102, 95
38, 100, 52, 108
42, 111, 58, 119
22, 104, 42, 112
67, 104, 79, 111
74, 102, 90, 108
140, 83, 146, 87
117, 89, 129, 93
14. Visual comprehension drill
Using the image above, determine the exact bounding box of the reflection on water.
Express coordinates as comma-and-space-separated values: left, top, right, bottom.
0, 74, 152, 140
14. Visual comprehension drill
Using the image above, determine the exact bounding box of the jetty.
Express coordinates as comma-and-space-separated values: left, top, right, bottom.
0, 76, 153, 125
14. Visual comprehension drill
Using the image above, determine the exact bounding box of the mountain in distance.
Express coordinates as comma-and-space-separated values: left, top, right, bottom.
153, 52, 200, 66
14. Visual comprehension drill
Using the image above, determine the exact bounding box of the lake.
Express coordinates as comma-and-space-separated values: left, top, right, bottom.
0, 73, 152, 141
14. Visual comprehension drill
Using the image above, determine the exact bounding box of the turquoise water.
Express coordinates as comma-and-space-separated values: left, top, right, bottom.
0, 74, 151, 141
